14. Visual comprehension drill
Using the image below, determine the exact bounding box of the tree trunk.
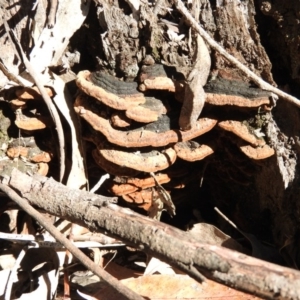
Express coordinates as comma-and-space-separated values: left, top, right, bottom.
1, 0, 300, 284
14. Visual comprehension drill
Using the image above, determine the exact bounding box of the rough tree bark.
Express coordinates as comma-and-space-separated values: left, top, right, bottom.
1, 0, 300, 296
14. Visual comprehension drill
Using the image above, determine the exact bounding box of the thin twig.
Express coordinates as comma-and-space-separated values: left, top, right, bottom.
0, 232, 123, 248
3, 20, 66, 182
0, 59, 29, 86
0, 183, 144, 300
90, 173, 110, 193
214, 207, 238, 230
47, 0, 58, 28
173, 0, 300, 108
150, 172, 176, 217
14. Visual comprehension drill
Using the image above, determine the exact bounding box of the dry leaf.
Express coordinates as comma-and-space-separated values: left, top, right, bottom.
188, 223, 246, 252
94, 274, 262, 300
144, 257, 176, 275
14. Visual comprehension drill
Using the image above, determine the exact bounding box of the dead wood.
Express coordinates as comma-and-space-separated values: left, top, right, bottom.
2, 169, 300, 300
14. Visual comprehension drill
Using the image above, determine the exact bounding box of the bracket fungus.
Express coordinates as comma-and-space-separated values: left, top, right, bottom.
74, 94, 217, 148
6, 146, 28, 158
205, 93, 271, 108
97, 145, 177, 173
125, 96, 167, 123
10, 99, 27, 110
15, 116, 49, 131
6, 146, 52, 163
239, 144, 275, 160
107, 173, 171, 196
5, 136, 51, 178
75, 63, 276, 216
92, 149, 140, 177
204, 77, 273, 108
218, 120, 266, 147
122, 188, 158, 211
138, 64, 183, 93
16, 86, 54, 100
174, 141, 214, 162
76, 70, 146, 110
110, 111, 132, 128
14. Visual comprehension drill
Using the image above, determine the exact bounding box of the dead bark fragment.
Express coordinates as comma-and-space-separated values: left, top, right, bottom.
179, 35, 211, 130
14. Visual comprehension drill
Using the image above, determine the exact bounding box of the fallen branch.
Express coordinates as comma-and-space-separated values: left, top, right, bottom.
0, 182, 144, 300
2, 169, 300, 299
172, 0, 300, 108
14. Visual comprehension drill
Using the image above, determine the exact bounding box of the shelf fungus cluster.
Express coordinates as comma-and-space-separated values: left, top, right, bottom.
3, 86, 55, 177
74, 65, 275, 218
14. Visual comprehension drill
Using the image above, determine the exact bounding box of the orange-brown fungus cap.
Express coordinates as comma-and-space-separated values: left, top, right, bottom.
92, 149, 140, 177
30, 151, 52, 163
74, 94, 217, 148
125, 106, 160, 123
108, 173, 171, 196
218, 120, 266, 146
122, 188, 154, 211
10, 99, 27, 110
15, 117, 48, 130
76, 70, 146, 110
125, 97, 167, 123
206, 94, 270, 107
138, 64, 184, 93
111, 112, 131, 128
98, 146, 177, 173
174, 141, 214, 162
6, 146, 28, 158
37, 162, 49, 176
139, 77, 176, 92
239, 144, 275, 159
16, 86, 54, 100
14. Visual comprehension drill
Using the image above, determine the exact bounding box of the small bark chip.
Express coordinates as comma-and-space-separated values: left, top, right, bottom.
179, 34, 211, 130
